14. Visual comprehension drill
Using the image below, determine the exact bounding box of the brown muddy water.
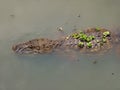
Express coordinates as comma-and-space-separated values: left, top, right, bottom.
0, 0, 120, 90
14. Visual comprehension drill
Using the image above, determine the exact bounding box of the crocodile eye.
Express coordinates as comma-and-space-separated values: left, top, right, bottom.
28, 45, 34, 49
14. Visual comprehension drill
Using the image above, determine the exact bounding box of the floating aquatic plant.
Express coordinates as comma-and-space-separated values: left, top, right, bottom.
95, 27, 101, 31
87, 42, 92, 48
86, 35, 95, 42
103, 31, 110, 37
79, 31, 84, 34
72, 33, 79, 39
79, 34, 87, 41
91, 35, 95, 39
86, 37, 91, 42
89, 35, 95, 40
78, 42, 84, 48
102, 38, 107, 43
72, 32, 95, 45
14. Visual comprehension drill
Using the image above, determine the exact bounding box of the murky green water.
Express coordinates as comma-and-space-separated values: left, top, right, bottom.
0, 0, 120, 89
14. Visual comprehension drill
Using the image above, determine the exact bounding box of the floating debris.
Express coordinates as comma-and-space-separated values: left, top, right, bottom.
57, 27, 63, 32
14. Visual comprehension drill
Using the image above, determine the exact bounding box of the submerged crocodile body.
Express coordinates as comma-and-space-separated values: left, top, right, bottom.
12, 28, 120, 54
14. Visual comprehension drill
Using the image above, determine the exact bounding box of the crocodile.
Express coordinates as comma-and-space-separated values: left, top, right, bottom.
12, 28, 120, 54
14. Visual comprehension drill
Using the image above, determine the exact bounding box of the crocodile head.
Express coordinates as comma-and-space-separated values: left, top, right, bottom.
12, 42, 35, 54
12, 38, 55, 54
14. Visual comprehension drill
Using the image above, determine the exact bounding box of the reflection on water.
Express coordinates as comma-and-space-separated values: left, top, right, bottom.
0, 0, 120, 89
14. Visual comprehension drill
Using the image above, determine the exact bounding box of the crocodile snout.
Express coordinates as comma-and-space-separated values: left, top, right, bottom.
12, 45, 17, 51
